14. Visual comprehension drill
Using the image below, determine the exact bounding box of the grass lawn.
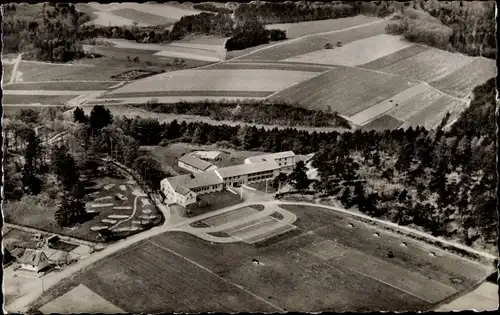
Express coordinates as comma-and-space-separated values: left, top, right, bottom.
186, 190, 243, 217
2, 95, 77, 105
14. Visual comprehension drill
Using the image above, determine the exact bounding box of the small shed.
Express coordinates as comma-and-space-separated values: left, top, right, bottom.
18, 249, 50, 273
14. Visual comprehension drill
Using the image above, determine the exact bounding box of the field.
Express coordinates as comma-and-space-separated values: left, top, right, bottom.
361, 115, 404, 132
359, 45, 431, 70
283, 34, 413, 66
265, 15, 381, 39
83, 3, 200, 27
386, 85, 446, 122
31, 204, 493, 313
237, 19, 389, 61
98, 90, 272, 98
270, 66, 418, 116
3, 63, 14, 81
109, 8, 175, 26
3, 81, 119, 91
2, 95, 77, 105
206, 61, 332, 72
401, 97, 465, 130
376, 48, 476, 83
106, 68, 320, 94
430, 57, 497, 99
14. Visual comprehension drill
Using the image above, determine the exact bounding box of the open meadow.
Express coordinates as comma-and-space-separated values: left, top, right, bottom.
283, 34, 413, 67
270, 66, 417, 116
31, 204, 493, 313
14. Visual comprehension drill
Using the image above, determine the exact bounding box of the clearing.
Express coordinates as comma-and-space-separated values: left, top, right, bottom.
283, 34, 414, 67
270, 66, 417, 116
265, 15, 381, 39
31, 204, 493, 313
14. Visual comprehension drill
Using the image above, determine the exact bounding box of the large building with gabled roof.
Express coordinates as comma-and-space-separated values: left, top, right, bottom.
161, 152, 290, 207
178, 154, 218, 173
244, 151, 295, 171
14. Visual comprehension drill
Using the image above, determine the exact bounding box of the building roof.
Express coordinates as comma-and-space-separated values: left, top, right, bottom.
246, 151, 295, 163
175, 185, 192, 196
215, 160, 280, 178
190, 151, 222, 160
18, 249, 47, 266
166, 170, 223, 192
179, 154, 214, 171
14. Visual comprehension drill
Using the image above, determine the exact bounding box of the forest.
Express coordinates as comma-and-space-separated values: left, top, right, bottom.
2, 3, 90, 62
386, 0, 496, 58
138, 99, 351, 128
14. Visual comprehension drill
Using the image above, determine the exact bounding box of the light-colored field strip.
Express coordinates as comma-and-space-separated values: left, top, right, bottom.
119, 185, 127, 191
101, 219, 118, 224
39, 284, 126, 314
99, 90, 272, 98
89, 3, 200, 20
109, 8, 175, 25
283, 34, 414, 66
3, 90, 106, 96
435, 282, 499, 312
90, 203, 114, 208
108, 214, 130, 219
244, 223, 297, 244
229, 218, 276, 238
359, 44, 431, 70
90, 226, 110, 231
154, 48, 220, 62
108, 69, 319, 94
141, 199, 151, 206
350, 82, 429, 125
103, 184, 115, 190
85, 11, 150, 27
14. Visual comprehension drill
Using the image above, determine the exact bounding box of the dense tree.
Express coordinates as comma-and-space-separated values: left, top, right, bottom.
54, 193, 86, 227
89, 105, 113, 134
21, 131, 43, 195
289, 161, 311, 193
73, 107, 89, 124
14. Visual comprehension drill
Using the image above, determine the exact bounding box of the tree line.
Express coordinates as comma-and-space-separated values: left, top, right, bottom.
139, 99, 350, 128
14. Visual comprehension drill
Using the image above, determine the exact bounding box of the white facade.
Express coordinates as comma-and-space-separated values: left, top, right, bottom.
244, 151, 296, 171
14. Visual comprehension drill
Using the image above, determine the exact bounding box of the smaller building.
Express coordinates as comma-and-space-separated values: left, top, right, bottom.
215, 161, 281, 187
190, 151, 223, 161
161, 171, 223, 207
178, 154, 218, 173
18, 249, 49, 273
244, 151, 296, 171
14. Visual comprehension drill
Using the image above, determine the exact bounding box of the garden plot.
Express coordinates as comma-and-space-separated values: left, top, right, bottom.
238, 19, 389, 61
265, 15, 381, 39
378, 48, 476, 83
270, 66, 417, 115
108, 68, 319, 94
283, 34, 414, 66
350, 82, 429, 126
430, 57, 497, 99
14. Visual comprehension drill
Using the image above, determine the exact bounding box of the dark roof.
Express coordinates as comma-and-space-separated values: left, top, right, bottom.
179, 154, 214, 171
165, 171, 223, 192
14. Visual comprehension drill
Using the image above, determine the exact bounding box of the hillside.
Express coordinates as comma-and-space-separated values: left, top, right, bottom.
311, 78, 497, 253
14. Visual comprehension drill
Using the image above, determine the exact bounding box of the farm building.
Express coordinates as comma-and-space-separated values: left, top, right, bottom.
189, 151, 223, 161
244, 151, 296, 171
18, 249, 49, 273
178, 154, 218, 173
162, 152, 291, 206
